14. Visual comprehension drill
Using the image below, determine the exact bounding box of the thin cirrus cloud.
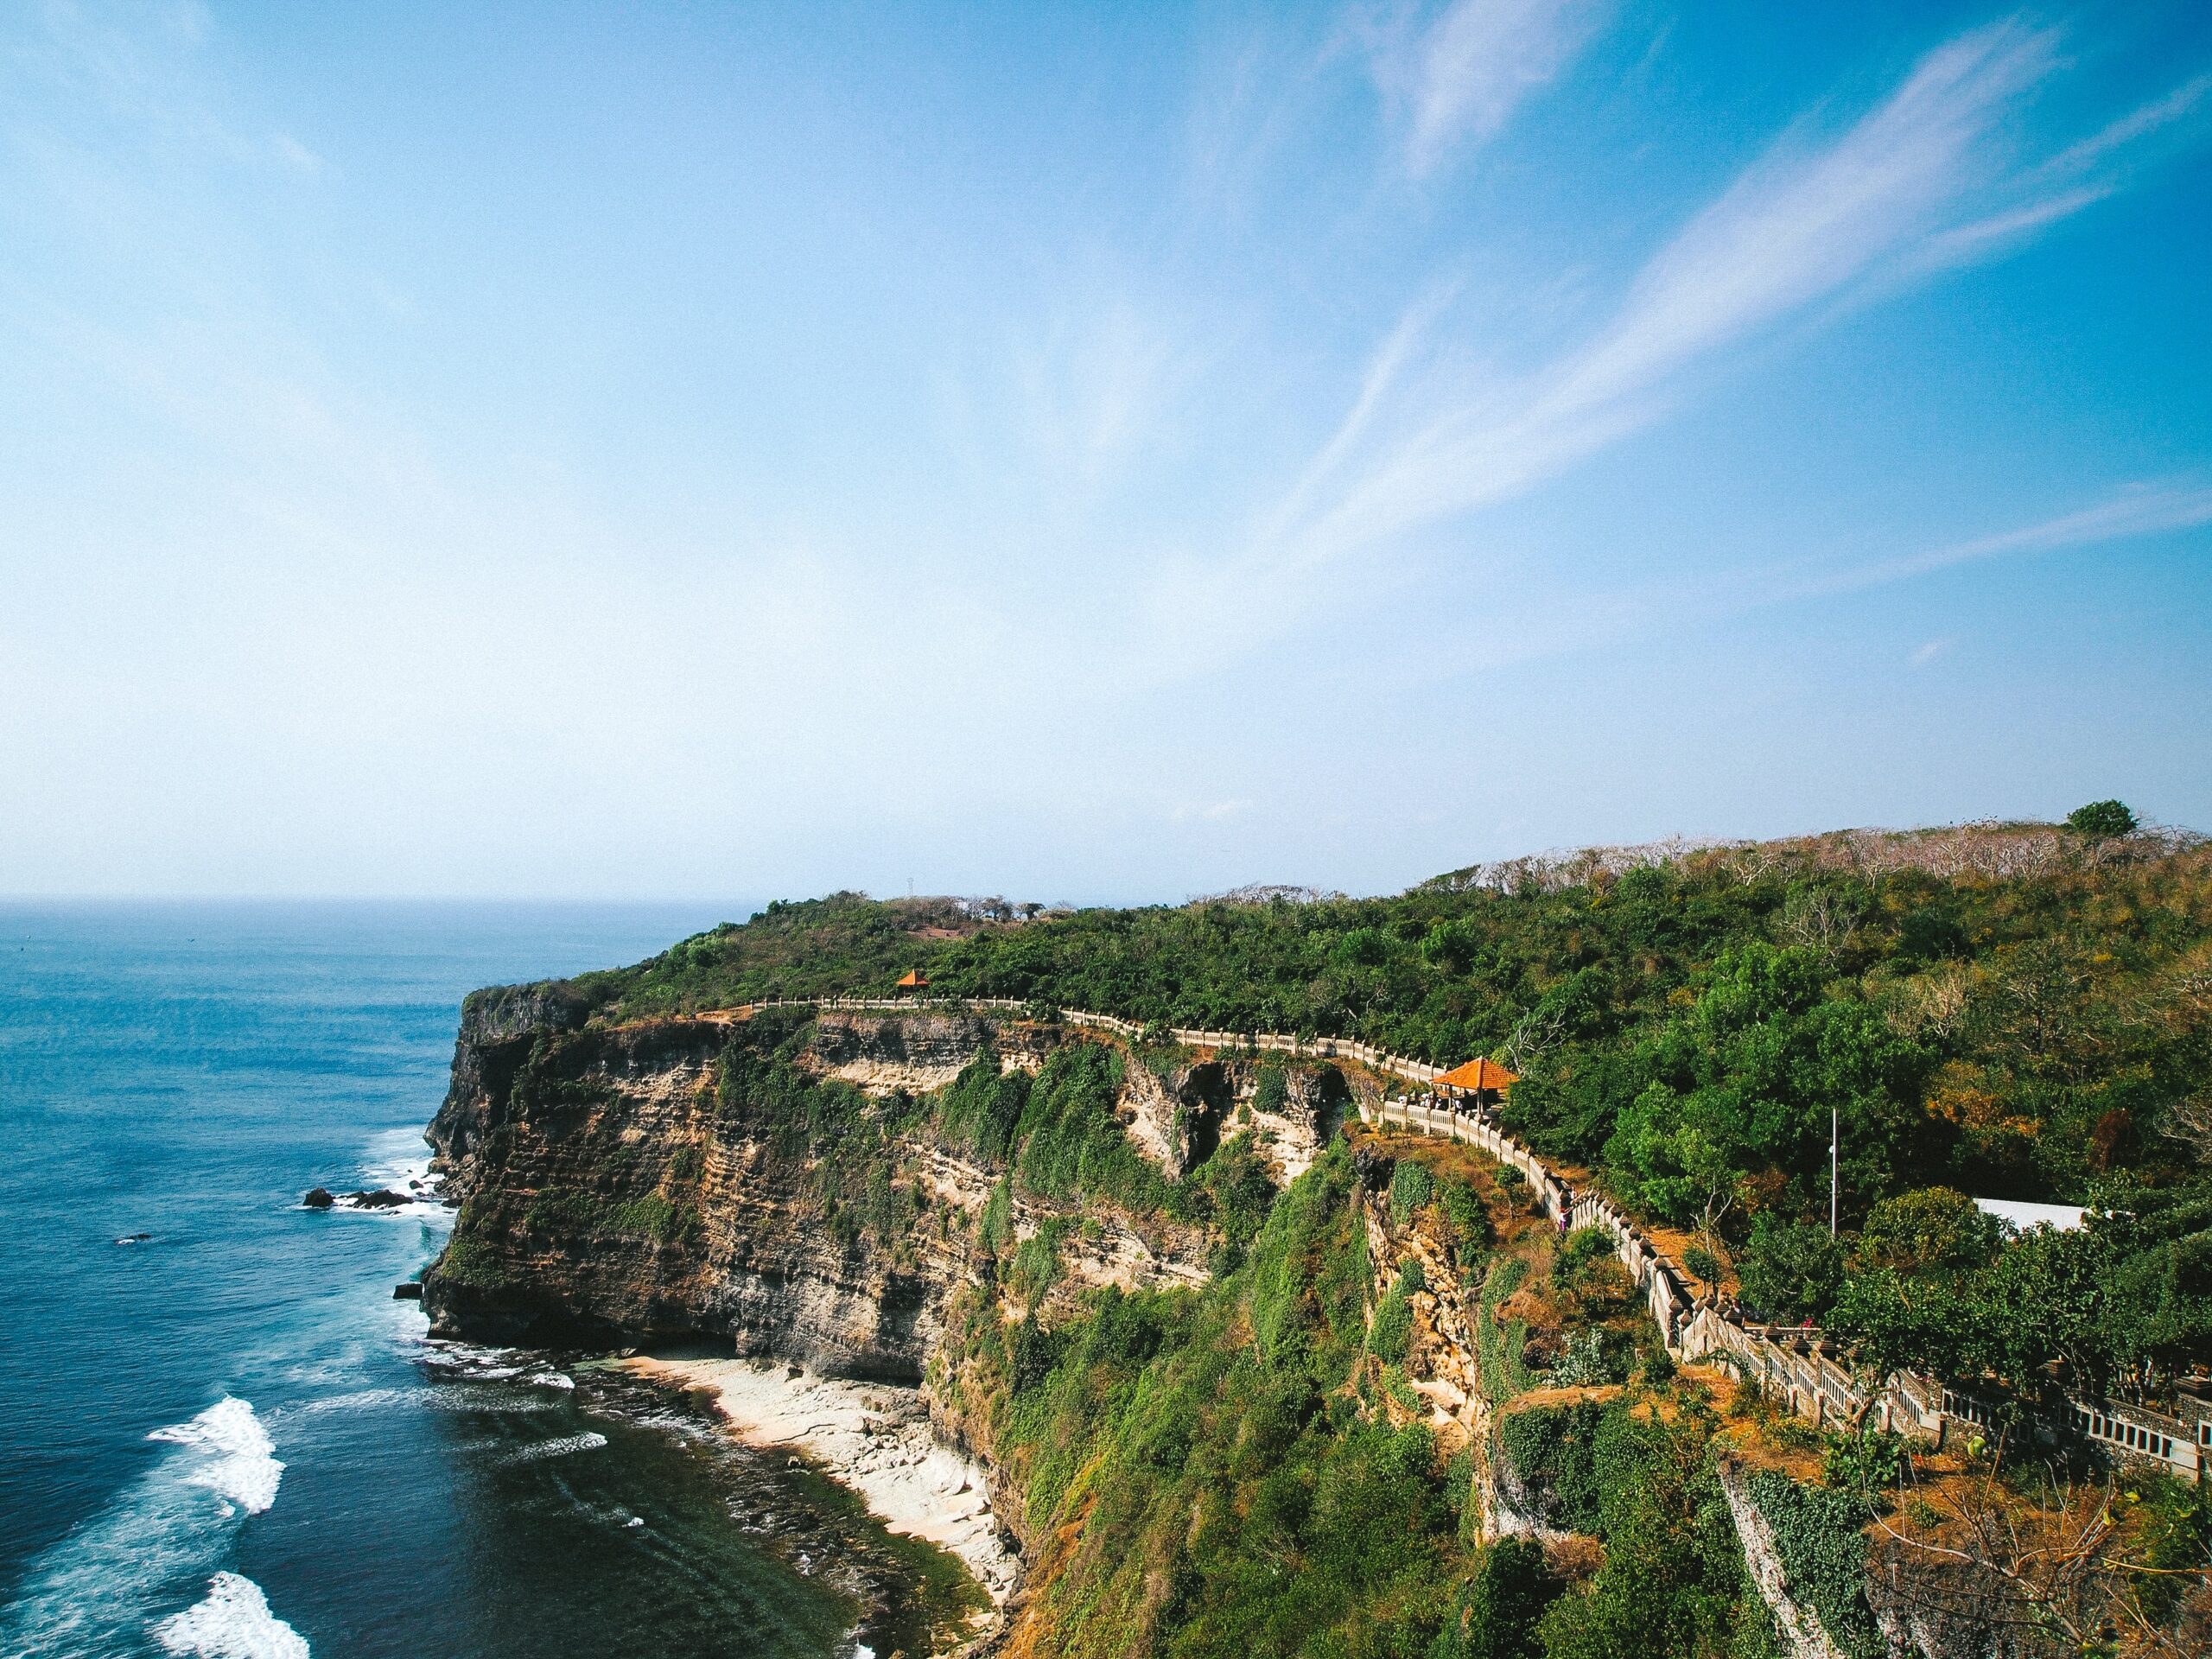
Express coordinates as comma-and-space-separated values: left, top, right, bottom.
1262, 21, 2206, 587
1827, 482, 2212, 597
1394, 0, 1610, 176
1388, 478, 2212, 683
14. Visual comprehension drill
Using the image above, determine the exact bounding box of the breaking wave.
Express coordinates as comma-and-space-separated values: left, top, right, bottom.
149, 1397, 284, 1516
0, 1399, 291, 1656
154, 1573, 310, 1659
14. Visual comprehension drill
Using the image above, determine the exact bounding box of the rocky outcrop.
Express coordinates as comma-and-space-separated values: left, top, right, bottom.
1719, 1459, 1850, 1659
427, 979, 595, 1170
423, 1012, 975, 1373
807, 1010, 998, 1095
1113, 1052, 1349, 1182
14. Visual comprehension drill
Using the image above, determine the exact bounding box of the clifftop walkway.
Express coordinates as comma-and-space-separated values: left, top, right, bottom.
706, 993, 2209, 1481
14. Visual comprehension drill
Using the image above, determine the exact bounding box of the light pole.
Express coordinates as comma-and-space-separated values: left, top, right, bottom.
1830, 1104, 1839, 1238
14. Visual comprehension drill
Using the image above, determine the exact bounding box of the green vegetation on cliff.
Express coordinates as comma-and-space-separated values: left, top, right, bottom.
579, 821, 2212, 1213
936, 1143, 1798, 1659
429, 864, 2212, 1655
547, 819, 2212, 1396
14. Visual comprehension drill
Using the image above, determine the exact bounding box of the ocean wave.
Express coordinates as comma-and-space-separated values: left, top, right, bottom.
503, 1431, 608, 1465
0, 1403, 276, 1654
154, 1573, 309, 1659
149, 1397, 283, 1516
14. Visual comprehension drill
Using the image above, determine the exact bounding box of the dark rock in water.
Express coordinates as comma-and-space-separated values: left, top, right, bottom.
393, 1281, 423, 1300
346, 1189, 410, 1209
302, 1187, 336, 1210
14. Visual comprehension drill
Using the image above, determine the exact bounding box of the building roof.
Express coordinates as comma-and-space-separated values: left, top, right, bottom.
1974, 1197, 2085, 1232
894, 969, 928, 988
1434, 1057, 1519, 1092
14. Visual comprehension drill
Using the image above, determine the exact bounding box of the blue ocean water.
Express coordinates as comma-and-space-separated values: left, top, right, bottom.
0, 903, 957, 1659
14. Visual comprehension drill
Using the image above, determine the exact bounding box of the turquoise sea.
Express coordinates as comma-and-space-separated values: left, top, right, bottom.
0, 903, 955, 1659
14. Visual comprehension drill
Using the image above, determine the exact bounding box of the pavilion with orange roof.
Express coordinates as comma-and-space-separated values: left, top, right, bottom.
1433, 1056, 1517, 1105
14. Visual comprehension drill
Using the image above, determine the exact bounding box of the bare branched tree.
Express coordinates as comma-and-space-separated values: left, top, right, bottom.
1869, 1449, 2210, 1658
1498, 1003, 1567, 1076
1780, 886, 1862, 957
1885, 962, 1974, 1042
2159, 1093, 2212, 1166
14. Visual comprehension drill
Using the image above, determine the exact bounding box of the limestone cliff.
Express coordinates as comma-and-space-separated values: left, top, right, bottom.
421, 1001, 1208, 1378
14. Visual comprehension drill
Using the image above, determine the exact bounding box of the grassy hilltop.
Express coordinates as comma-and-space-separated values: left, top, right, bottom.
574, 809, 2212, 1219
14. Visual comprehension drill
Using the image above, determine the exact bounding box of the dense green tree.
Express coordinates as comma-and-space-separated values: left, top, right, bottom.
2065, 799, 2139, 842
1735, 1216, 1847, 1324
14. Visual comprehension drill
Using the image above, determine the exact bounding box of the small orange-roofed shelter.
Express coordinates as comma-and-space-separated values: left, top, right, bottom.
894, 970, 929, 991
1435, 1057, 1517, 1101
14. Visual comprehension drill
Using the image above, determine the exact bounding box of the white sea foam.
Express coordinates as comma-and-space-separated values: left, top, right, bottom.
0, 1404, 277, 1652
149, 1397, 284, 1515
289, 1386, 414, 1415
342, 1127, 454, 1219
504, 1431, 607, 1465
289, 1383, 559, 1418
154, 1573, 310, 1659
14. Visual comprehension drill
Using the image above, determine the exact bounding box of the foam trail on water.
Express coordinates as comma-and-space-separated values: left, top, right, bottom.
504, 1431, 608, 1465
154, 1573, 310, 1659
149, 1397, 285, 1515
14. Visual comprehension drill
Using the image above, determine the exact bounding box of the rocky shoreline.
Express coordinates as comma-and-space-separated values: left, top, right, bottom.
626, 1355, 1020, 1609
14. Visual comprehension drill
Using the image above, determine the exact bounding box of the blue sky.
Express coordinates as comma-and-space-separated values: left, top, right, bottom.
3, 1, 2208, 904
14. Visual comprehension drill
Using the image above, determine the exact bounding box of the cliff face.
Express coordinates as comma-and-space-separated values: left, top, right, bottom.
421, 1002, 1210, 1381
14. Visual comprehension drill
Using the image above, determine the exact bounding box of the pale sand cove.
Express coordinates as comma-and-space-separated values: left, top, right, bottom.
625, 1357, 1018, 1605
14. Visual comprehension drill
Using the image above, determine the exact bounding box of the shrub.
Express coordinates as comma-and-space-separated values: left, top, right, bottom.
608, 1193, 697, 1243
1547, 1326, 1627, 1388
1013, 1045, 1171, 1212
938, 1051, 1031, 1160
1820, 1428, 1910, 1502
1009, 1217, 1071, 1307
1478, 1256, 1533, 1403
435, 1234, 511, 1290
1434, 1536, 1560, 1659
524, 1188, 603, 1235
1370, 1284, 1414, 1364
978, 1176, 1014, 1253
2065, 799, 2138, 842
1253, 1064, 1290, 1116
1554, 1226, 1615, 1286
1440, 1179, 1494, 1256
1389, 1159, 1436, 1225
1498, 1400, 1613, 1533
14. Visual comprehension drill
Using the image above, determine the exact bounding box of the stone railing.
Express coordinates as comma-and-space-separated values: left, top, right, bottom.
704, 992, 2205, 1479
1365, 1090, 2202, 1478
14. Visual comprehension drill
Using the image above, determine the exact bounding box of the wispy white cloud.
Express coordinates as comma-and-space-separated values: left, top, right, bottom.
1257, 21, 2206, 589
1389, 479, 2212, 682
1823, 482, 2212, 597
1394, 0, 1610, 176
2038, 69, 2212, 179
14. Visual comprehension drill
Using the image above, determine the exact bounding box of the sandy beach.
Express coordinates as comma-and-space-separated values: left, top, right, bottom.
626, 1356, 1019, 1605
